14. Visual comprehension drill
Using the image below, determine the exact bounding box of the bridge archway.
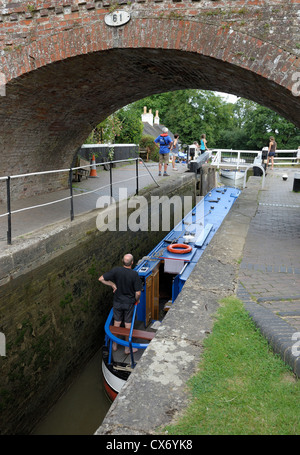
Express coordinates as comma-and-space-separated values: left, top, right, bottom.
0, 4, 299, 199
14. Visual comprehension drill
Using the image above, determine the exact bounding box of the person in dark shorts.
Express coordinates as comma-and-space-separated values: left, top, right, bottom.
99, 254, 142, 354
266, 136, 277, 170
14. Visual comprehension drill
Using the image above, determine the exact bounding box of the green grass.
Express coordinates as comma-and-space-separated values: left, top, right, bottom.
164, 297, 300, 435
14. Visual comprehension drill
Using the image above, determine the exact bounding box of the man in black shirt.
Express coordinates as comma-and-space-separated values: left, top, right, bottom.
99, 254, 142, 354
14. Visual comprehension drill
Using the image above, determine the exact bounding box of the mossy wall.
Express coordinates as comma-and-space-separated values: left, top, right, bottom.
0, 175, 198, 435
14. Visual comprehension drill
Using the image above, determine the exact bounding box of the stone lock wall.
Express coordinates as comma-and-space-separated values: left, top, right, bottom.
0, 225, 163, 434
0, 0, 299, 201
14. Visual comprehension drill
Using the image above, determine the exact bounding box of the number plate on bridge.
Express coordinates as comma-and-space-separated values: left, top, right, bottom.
105, 11, 131, 27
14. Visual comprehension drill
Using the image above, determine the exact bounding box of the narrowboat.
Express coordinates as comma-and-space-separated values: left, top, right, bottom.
220, 169, 245, 180
101, 186, 241, 401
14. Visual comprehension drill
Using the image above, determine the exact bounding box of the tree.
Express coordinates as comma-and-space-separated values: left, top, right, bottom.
85, 90, 300, 151
85, 113, 123, 144
85, 108, 143, 145
233, 100, 300, 149
117, 107, 143, 144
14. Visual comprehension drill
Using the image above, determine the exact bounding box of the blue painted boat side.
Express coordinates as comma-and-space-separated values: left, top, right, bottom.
135, 186, 241, 324
104, 186, 241, 344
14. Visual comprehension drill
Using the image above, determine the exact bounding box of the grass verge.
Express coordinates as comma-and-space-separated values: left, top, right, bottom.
164, 297, 300, 435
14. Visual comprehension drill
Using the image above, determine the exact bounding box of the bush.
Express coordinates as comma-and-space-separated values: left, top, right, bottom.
139, 135, 159, 162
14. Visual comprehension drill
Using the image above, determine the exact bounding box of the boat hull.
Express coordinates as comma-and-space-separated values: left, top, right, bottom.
220, 169, 245, 180
101, 346, 129, 401
102, 360, 125, 401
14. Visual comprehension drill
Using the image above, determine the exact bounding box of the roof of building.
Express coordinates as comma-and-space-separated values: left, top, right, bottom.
141, 108, 174, 140
142, 122, 174, 140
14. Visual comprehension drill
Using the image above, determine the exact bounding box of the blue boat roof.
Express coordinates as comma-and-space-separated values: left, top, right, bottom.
103, 185, 241, 359
135, 186, 241, 277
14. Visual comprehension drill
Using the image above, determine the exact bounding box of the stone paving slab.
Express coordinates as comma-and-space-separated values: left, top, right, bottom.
237, 167, 300, 378
239, 168, 300, 315
154, 290, 221, 345
98, 336, 202, 435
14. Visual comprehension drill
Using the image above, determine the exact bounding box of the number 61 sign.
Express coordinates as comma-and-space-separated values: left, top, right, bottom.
105, 10, 131, 27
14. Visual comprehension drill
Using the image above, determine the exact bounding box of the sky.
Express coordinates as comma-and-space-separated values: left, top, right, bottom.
215, 91, 238, 103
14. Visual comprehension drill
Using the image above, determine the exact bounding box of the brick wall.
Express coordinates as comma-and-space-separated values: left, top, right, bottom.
0, 1, 299, 200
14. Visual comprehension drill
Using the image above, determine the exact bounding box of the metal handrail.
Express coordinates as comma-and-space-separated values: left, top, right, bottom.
104, 307, 149, 367
211, 149, 299, 190
2, 149, 298, 245
128, 304, 138, 368
1, 157, 159, 245
243, 164, 266, 189
211, 149, 299, 167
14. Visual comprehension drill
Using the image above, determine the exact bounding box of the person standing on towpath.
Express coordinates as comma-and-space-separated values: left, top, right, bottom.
154, 127, 173, 177
200, 134, 207, 154
266, 136, 277, 171
99, 254, 142, 354
171, 133, 180, 171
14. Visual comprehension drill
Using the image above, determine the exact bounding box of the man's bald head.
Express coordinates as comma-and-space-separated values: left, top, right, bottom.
123, 254, 134, 267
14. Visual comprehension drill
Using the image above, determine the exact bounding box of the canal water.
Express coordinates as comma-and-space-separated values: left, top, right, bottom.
32, 349, 111, 435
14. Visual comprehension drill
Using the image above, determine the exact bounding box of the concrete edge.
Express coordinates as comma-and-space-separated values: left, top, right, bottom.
243, 300, 300, 378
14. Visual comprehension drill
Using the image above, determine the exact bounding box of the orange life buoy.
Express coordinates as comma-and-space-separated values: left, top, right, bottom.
167, 243, 192, 254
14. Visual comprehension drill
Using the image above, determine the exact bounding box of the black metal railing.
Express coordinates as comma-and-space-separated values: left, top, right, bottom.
0, 157, 158, 245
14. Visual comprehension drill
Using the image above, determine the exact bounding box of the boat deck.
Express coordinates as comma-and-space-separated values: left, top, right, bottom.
108, 318, 159, 366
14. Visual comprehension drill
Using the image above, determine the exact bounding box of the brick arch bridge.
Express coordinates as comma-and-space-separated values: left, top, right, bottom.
0, 0, 299, 199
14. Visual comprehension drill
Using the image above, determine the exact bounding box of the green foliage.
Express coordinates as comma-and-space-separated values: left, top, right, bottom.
85, 108, 143, 145
85, 89, 299, 151
233, 99, 300, 149
117, 107, 144, 144
139, 135, 159, 161
85, 113, 123, 144
139, 134, 155, 150
59, 293, 73, 309
15, 321, 33, 346
128, 90, 299, 149
26, 4, 35, 13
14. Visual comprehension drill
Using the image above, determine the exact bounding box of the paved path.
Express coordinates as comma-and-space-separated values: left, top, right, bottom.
237, 167, 300, 375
